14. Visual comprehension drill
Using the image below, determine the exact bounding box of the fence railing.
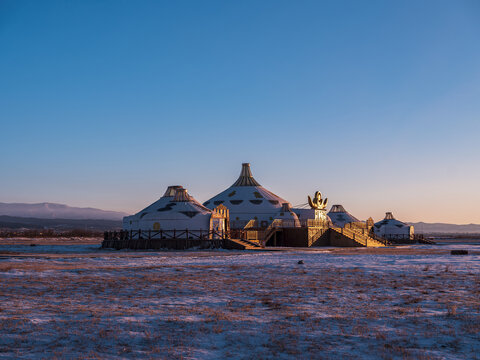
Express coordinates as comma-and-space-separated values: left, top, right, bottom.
104, 229, 228, 241
381, 233, 417, 242
304, 219, 328, 227
105, 226, 410, 246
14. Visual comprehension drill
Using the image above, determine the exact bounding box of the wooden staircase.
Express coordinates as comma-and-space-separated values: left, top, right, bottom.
330, 227, 387, 247
227, 238, 263, 250
262, 219, 284, 245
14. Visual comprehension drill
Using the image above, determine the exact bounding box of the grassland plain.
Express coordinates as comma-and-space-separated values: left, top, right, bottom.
0, 239, 479, 359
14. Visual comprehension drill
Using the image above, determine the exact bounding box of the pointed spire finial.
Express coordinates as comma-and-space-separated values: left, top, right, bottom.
163, 185, 183, 197
173, 188, 190, 202
232, 163, 261, 187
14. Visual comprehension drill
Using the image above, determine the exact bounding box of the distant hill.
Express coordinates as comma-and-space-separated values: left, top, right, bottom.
410, 222, 480, 234
0, 215, 121, 231
0, 202, 128, 221
1, 202, 479, 234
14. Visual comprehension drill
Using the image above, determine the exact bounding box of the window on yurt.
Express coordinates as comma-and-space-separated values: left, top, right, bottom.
180, 211, 198, 218
253, 191, 263, 199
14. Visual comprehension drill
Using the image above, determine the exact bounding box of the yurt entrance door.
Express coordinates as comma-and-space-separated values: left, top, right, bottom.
210, 218, 226, 239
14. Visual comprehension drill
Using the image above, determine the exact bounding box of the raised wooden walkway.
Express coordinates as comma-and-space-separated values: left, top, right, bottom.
102, 226, 389, 250
102, 230, 263, 250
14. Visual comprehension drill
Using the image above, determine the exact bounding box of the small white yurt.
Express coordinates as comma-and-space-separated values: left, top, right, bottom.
373, 212, 414, 240
327, 204, 361, 228
273, 203, 301, 227
123, 186, 216, 232
203, 163, 291, 228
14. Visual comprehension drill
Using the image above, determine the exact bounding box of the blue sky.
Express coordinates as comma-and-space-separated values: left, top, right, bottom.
1, 0, 479, 223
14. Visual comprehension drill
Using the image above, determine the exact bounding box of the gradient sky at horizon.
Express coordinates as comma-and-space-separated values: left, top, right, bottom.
1, 0, 480, 224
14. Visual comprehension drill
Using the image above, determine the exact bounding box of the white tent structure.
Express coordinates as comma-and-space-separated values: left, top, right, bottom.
274, 203, 301, 227
327, 204, 361, 227
123, 186, 220, 232
373, 212, 414, 240
203, 163, 291, 228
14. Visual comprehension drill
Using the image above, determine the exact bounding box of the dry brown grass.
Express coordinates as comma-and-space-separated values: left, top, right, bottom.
329, 247, 480, 256
0, 249, 479, 359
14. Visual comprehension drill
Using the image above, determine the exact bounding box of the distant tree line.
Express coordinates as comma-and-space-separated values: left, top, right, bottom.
0, 229, 103, 238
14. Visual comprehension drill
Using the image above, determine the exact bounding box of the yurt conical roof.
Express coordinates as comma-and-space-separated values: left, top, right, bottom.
374, 212, 409, 229
134, 185, 183, 215
203, 163, 290, 225
327, 204, 361, 227
123, 186, 213, 230
274, 203, 301, 227
373, 212, 413, 239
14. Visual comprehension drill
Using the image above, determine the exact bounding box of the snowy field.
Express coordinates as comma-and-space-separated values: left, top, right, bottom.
0, 239, 479, 359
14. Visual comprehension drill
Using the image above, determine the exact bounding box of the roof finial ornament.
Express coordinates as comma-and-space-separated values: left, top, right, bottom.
308, 191, 328, 210
385, 212, 394, 220
232, 163, 261, 187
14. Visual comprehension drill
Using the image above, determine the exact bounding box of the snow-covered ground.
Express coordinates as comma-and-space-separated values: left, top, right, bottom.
0, 241, 479, 359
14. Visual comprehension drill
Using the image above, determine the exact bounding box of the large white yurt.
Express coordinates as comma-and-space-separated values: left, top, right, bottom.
327, 204, 361, 227
123, 186, 218, 232
203, 163, 291, 228
373, 212, 414, 240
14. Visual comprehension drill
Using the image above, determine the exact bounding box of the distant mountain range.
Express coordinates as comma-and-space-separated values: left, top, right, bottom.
409, 222, 480, 234
1, 202, 479, 234
1, 217, 477, 234
0, 202, 128, 221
